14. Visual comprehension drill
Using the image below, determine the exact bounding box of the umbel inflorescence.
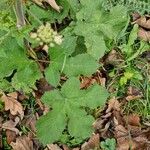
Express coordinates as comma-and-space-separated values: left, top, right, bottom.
30, 23, 63, 49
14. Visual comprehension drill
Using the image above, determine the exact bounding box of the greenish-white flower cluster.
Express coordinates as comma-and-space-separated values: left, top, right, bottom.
30, 23, 63, 49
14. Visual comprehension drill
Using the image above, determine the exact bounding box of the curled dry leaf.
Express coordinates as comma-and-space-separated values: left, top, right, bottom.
81, 134, 100, 150
32, 0, 43, 7
113, 111, 125, 126
138, 27, 150, 42
24, 114, 37, 133
0, 117, 3, 149
62, 145, 70, 150
127, 86, 142, 96
104, 49, 123, 66
93, 118, 106, 130
6, 130, 16, 144
1, 93, 24, 119
2, 117, 20, 135
126, 86, 143, 101
46, 0, 61, 12
46, 144, 62, 150
72, 148, 80, 150
80, 76, 95, 89
106, 97, 121, 113
124, 114, 141, 126
132, 12, 141, 22
116, 139, 136, 150
135, 16, 150, 29
10, 135, 33, 150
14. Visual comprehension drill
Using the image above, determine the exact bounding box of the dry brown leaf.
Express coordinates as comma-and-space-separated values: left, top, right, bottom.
126, 95, 143, 101
62, 145, 70, 150
135, 16, 150, 29
138, 27, 150, 42
6, 130, 16, 144
10, 135, 33, 150
114, 125, 128, 138
32, 0, 43, 7
106, 97, 121, 113
72, 148, 80, 150
101, 112, 112, 119
117, 139, 137, 150
81, 134, 100, 150
2, 117, 20, 134
93, 118, 106, 130
80, 77, 95, 89
113, 111, 125, 126
126, 86, 143, 102
115, 125, 135, 150
0, 117, 3, 149
104, 49, 123, 66
125, 114, 141, 126
47, 144, 62, 150
132, 12, 141, 22
24, 115, 37, 133
46, 0, 61, 12
127, 86, 142, 96
1, 93, 24, 119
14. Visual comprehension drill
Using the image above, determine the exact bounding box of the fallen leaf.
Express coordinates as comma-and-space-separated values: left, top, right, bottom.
93, 118, 106, 130
106, 97, 121, 113
32, 0, 44, 7
46, 0, 61, 12
113, 111, 125, 126
114, 125, 128, 138
127, 86, 142, 96
10, 135, 33, 150
62, 145, 70, 150
80, 76, 95, 89
2, 117, 20, 135
81, 134, 100, 150
125, 114, 141, 126
0, 117, 3, 149
72, 148, 80, 150
101, 112, 112, 119
135, 16, 150, 29
138, 27, 150, 42
24, 114, 37, 133
1, 93, 24, 119
132, 12, 141, 22
6, 130, 16, 144
104, 49, 123, 66
47, 144, 62, 150
116, 139, 136, 150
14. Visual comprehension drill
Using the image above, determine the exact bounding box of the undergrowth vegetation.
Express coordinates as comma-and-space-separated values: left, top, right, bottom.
0, 0, 150, 149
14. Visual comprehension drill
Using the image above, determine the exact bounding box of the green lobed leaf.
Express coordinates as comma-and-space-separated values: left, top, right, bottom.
74, 1, 128, 59
0, 37, 41, 93
61, 35, 77, 56
36, 104, 67, 145
64, 54, 99, 76
45, 46, 65, 86
36, 77, 109, 145
67, 108, 94, 140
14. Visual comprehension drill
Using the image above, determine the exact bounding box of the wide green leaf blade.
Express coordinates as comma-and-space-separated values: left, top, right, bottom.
64, 54, 99, 76
61, 77, 81, 98
36, 104, 67, 145
68, 108, 94, 140
0, 37, 41, 93
80, 84, 109, 109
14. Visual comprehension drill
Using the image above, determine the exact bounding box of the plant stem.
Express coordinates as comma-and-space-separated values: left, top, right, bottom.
14, 0, 26, 28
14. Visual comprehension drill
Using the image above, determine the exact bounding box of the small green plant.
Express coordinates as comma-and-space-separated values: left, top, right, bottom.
36, 77, 109, 145
100, 138, 116, 150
